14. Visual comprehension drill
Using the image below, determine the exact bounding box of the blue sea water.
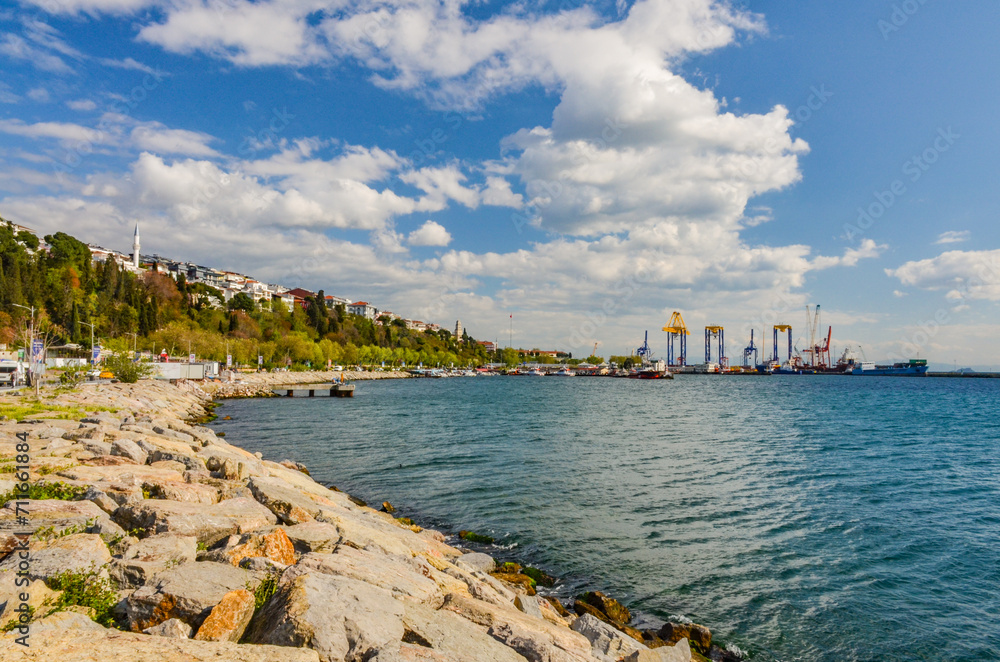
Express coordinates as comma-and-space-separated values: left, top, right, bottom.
211, 375, 1000, 661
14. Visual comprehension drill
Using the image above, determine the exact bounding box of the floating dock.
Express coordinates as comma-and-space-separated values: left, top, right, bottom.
272, 383, 355, 397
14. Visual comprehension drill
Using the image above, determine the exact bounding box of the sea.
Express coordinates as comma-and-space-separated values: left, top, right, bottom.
211, 375, 1000, 662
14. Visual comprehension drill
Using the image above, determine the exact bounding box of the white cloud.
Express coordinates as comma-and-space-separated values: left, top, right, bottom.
887, 249, 1000, 302
67, 99, 98, 111
0, 33, 74, 73
811, 239, 887, 270
934, 230, 969, 245
481, 176, 523, 208
129, 123, 220, 157
408, 220, 452, 247
27, 87, 51, 102
400, 166, 480, 211
0, 118, 101, 142
20, 0, 156, 14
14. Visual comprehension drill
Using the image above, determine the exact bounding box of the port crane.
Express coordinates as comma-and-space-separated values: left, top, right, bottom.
803, 305, 832, 368
636, 331, 653, 361
773, 324, 793, 363
742, 329, 759, 368
662, 311, 689, 367
705, 325, 726, 367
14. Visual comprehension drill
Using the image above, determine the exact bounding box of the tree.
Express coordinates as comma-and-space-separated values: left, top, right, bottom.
501, 347, 519, 367
228, 292, 256, 312
585, 355, 604, 364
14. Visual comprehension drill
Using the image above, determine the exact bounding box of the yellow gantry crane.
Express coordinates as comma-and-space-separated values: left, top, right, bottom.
662, 311, 689, 367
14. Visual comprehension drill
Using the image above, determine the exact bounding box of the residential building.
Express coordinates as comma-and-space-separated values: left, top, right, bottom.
348, 301, 378, 320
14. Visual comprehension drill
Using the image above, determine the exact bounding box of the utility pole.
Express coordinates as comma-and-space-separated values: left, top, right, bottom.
81, 321, 96, 367
13, 304, 36, 395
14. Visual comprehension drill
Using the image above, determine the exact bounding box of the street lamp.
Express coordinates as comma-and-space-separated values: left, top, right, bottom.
125, 332, 138, 357
12, 304, 36, 395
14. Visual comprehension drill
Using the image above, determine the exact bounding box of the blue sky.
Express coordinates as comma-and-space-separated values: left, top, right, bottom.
1, 0, 999, 368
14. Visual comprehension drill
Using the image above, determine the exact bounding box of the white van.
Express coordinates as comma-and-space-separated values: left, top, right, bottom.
0, 361, 25, 388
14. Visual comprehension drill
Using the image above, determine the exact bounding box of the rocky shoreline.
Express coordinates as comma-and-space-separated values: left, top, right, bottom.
0, 377, 732, 661
204, 370, 411, 399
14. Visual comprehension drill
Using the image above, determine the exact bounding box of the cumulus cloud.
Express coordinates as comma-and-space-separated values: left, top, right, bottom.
130, 123, 220, 157
887, 249, 1000, 302
67, 99, 98, 111
408, 220, 452, 246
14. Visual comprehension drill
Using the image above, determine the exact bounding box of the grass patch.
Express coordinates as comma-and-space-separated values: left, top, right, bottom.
45, 568, 120, 628
0, 481, 86, 504
459, 530, 495, 544
252, 573, 279, 610
0, 401, 120, 421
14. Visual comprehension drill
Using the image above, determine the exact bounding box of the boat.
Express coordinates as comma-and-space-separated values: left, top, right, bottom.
551, 367, 575, 377
525, 368, 547, 376
849, 359, 928, 376
628, 359, 673, 379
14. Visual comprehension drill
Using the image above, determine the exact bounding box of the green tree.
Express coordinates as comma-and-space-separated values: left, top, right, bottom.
228, 292, 256, 312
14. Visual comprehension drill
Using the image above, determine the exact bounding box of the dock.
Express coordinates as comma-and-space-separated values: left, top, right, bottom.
272, 383, 355, 397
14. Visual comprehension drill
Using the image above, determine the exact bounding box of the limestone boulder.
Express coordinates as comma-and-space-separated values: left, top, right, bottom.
144, 617, 193, 638
442, 593, 594, 662
0, 499, 124, 544
0, 578, 61, 624
0, 625, 321, 661
193, 588, 255, 642
280, 521, 343, 554
248, 476, 322, 524
570, 614, 647, 662
111, 438, 148, 465
580, 592, 630, 627
623, 639, 691, 662
0, 533, 110, 582
456, 552, 496, 574
204, 528, 296, 567
244, 570, 405, 662
143, 480, 219, 504
110, 534, 197, 588
26, 610, 105, 633
401, 601, 527, 662
124, 561, 260, 631
296, 546, 442, 606
113, 497, 276, 545
57, 463, 186, 486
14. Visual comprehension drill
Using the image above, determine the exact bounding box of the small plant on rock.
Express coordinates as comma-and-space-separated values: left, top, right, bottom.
45, 568, 120, 628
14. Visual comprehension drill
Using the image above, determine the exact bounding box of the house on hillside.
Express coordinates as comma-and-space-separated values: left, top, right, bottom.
348, 302, 378, 320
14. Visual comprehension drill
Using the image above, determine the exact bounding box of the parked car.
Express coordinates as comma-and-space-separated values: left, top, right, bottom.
99, 370, 114, 379
0, 361, 25, 387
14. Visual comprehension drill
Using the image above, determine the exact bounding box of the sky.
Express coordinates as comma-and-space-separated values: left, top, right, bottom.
1, 0, 999, 368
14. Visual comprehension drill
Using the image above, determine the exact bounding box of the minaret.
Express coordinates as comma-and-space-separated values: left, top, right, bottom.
455, 319, 463, 340
132, 223, 140, 270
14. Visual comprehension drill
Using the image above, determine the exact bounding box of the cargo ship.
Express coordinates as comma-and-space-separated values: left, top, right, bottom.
848, 359, 928, 376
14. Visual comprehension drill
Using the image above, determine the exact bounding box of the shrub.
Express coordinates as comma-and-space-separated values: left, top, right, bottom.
101, 351, 155, 384
46, 568, 119, 627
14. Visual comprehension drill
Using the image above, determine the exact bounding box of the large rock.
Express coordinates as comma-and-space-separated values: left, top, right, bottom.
244, 570, 405, 662
110, 534, 197, 588
442, 593, 594, 662
570, 614, 647, 662
0, 499, 124, 552
0, 624, 321, 661
0, 533, 110, 582
456, 552, 496, 574
580, 592, 630, 626
205, 528, 296, 567
57, 463, 186, 486
111, 438, 148, 465
144, 617, 194, 638
401, 601, 527, 662
248, 476, 322, 524
114, 497, 276, 545
280, 521, 343, 554
658, 621, 711, 652
623, 639, 691, 662
296, 547, 442, 606
143, 481, 219, 504
125, 561, 259, 631
193, 588, 255, 642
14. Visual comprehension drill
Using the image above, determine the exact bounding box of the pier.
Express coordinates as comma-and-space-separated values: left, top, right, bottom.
272, 383, 355, 397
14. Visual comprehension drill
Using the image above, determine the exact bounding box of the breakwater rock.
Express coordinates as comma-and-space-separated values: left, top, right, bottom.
0, 379, 708, 661
204, 370, 410, 399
